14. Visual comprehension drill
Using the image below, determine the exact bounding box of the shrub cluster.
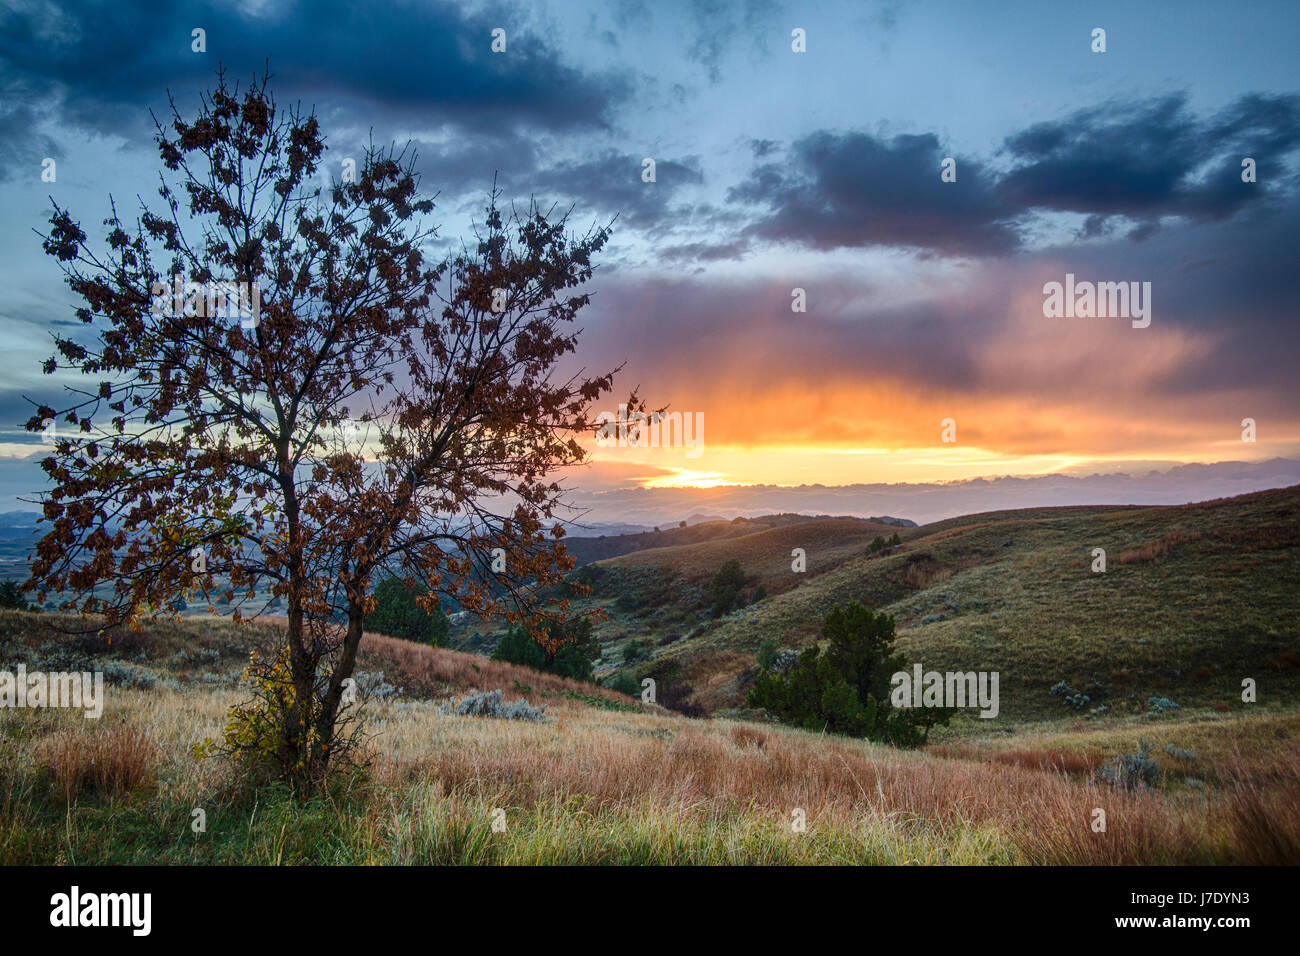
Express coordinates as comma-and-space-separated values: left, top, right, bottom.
608, 670, 641, 697
441, 689, 547, 722
1096, 741, 1160, 789
622, 638, 652, 663
866, 532, 902, 555
1050, 679, 1103, 710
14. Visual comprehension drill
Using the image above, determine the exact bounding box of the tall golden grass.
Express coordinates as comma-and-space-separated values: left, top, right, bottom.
376, 700, 1300, 865
36, 725, 158, 803
3, 679, 1298, 864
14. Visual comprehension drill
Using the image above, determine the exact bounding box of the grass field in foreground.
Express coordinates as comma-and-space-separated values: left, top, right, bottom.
1, 611, 1297, 865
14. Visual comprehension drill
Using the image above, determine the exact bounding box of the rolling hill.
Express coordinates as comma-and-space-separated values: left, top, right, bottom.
547, 484, 1300, 727
559, 512, 914, 567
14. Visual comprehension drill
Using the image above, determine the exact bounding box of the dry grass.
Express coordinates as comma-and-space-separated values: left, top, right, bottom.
358, 631, 631, 706
931, 743, 1102, 777
894, 561, 954, 590
36, 725, 158, 802
1117, 528, 1193, 565
1218, 752, 1300, 865
2, 675, 1298, 864
729, 724, 773, 750
3, 598, 1299, 865
366, 696, 1300, 864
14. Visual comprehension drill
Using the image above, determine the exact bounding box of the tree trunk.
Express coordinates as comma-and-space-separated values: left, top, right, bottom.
311, 596, 367, 773
285, 596, 316, 789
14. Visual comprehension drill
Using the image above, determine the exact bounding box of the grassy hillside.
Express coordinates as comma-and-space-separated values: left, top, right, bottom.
561, 512, 904, 566
600, 515, 906, 584
447, 515, 907, 654
446, 516, 911, 664
571, 485, 1300, 725
1, 608, 1297, 864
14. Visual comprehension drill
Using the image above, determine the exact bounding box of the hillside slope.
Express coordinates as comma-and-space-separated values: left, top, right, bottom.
561, 512, 909, 567
589, 485, 1300, 725
600, 515, 906, 584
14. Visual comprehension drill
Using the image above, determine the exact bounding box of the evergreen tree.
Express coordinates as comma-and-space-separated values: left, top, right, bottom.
366, 576, 449, 646
709, 559, 746, 617
492, 615, 599, 681
746, 601, 951, 747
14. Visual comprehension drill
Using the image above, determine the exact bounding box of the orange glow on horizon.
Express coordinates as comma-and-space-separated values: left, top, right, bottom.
577, 439, 1292, 490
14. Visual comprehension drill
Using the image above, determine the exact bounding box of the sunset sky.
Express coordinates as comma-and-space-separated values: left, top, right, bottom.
1, 0, 1297, 511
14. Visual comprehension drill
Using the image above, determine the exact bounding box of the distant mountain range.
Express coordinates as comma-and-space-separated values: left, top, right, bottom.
563, 458, 1300, 526
561, 512, 915, 540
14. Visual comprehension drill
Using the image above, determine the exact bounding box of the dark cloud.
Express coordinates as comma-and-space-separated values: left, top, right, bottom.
714, 92, 1300, 260
0, 0, 631, 149
0, 90, 62, 183
997, 93, 1300, 228
409, 130, 543, 201
1075, 213, 1109, 240
871, 1, 903, 34
572, 272, 987, 405
687, 0, 732, 83
526, 150, 704, 228
566, 181, 1300, 432
1120, 193, 1300, 385
727, 130, 1022, 256
611, 0, 653, 31
658, 237, 752, 265
406, 141, 705, 230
